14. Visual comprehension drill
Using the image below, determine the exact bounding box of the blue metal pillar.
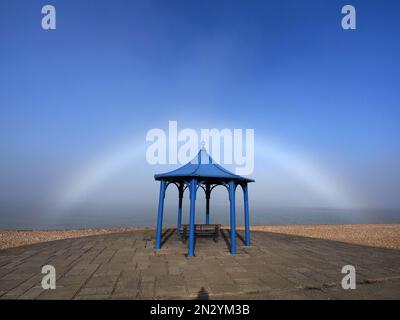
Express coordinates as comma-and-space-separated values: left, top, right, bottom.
188, 178, 197, 257
205, 184, 210, 225
177, 183, 184, 238
243, 184, 250, 246
155, 180, 166, 249
229, 181, 236, 255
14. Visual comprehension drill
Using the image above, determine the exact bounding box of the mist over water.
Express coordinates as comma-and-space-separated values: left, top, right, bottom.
1, 203, 399, 230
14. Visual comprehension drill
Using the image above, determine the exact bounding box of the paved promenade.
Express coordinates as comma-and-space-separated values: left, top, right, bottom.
0, 229, 399, 299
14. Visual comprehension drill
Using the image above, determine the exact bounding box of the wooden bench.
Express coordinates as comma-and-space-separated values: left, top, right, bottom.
181, 224, 220, 242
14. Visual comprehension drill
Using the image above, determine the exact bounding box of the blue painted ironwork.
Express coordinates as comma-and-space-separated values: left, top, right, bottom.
188, 178, 197, 257
243, 183, 250, 246
205, 184, 210, 225
229, 181, 236, 255
155, 180, 166, 249
177, 182, 184, 238
154, 147, 254, 256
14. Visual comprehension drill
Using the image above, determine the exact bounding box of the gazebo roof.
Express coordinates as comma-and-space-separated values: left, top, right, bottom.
154, 148, 254, 183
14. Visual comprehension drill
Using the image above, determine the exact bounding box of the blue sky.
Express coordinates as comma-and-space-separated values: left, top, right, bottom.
0, 0, 400, 227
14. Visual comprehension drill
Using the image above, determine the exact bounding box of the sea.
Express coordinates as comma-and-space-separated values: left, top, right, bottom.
0, 203, 399, 230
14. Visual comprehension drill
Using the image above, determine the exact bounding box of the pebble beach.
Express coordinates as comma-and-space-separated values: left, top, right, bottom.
0, 224, 399, 251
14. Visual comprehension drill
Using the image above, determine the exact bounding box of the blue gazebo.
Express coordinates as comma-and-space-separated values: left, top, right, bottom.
154, 146, 254, 256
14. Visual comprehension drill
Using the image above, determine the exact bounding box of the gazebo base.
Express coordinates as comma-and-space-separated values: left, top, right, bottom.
180, 224, 221, 243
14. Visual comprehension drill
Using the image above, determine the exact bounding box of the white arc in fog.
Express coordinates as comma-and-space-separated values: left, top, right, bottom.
256, 140, 357, 208
57, 137, 358, 210
57, 141, 143, 209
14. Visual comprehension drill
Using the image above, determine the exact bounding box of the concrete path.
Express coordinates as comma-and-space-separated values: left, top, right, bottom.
0, 229, 399, 299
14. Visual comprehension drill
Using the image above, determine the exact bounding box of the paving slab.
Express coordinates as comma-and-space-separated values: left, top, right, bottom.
0, 230, 399, 299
